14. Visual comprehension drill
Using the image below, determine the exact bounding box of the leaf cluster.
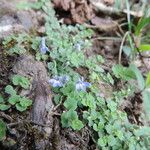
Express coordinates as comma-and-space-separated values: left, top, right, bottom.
41, 2, 150, 149
0, 75, 32, 112
2, 1, 150, 149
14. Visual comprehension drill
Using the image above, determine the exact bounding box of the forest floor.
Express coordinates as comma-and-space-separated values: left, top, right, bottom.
0, 0, 150, 150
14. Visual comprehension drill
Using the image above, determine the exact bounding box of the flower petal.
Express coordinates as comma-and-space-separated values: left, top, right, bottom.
49, 75, 69, 88
53, 81, 63, 87
39, 37, 49, 54
49, 79, 62, 87
76, 78, 91, 91
40, 46, 49, 54
60, 75, 69, 84
83, 82, 91, 87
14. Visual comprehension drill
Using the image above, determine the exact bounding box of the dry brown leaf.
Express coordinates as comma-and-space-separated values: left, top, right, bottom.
53, 0, 72, 11
53, 0, 95, 24
71, 1, 94, 23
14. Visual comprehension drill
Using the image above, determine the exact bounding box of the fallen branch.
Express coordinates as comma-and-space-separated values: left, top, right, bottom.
92, 36, 122, 41
89, 0, 143, 18
0, 112, 13, 122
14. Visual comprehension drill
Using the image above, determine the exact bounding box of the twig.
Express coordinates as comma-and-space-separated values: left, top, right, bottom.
30, 120, 52, 127
84, 21, 124, 35
7, 121, 23, 127
51, 112, 61, 116
84, 22, 117, 32
141, 55, 150, 58
0, 112, 13, 122
130, 34, 149, 71
118, 31, 129, 64
92, 36, 122, 41
7, 110, 61, 128
89, 0, 143, 17
53, 96, 63, 111
7, 120, 52, 127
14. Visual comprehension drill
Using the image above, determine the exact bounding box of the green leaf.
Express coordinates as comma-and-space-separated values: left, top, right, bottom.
0, 104, 10, 111
31, 37, 40, 50
138, 44, 150, 52
134, 126, 150, 136
8, 95, 20, 105
107, 73, 114, 85
98, 136, 107, 147
90, 109, 98, 120
97, 55, 105, 63
15, 103, 27, 112
115, 130, 124, 140
64, 97, 77, 110
48, 62, 55, 72
16, 1, 33, 9
81, 94, 96, 109
5, 85, 16, 95
19, 97, 32, 107
135, 17, 150, 36
93, 123, 98, 131
123, 46, 132, 56
129, 142, 136, 150
142, 91, 150, 118
112, 64, 135, 81
69, 52, 84, 67
94, 65, 104, 73
146, 72, 150, 87
107, 100, 117, 112
0, 95, 4, 103
61, 110, 78, 127
12, 75, 30, 89
71, 119, 84, 130
97, 122, 105, 130
54, 95, 61, 105
17, 1, 43, 10
90, 72, 99, 81
35, 52, 41, 61
0, 119, 6, 141
107, 135, 117, 146
61, 84, 75, 95
8, 45, 26, 55
105, 124, 113, 134
129, 64, 145, 90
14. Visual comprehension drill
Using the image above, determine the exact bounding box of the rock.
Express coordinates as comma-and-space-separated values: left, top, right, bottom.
13, 54, 54, 149
0, 1, 16, 17
0, 0, 39, 39
13, 54, 48, 80
17, 11, 34, 31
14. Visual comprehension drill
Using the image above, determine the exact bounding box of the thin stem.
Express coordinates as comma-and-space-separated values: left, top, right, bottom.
118, 31, 129, 64
92, 37, 122, 41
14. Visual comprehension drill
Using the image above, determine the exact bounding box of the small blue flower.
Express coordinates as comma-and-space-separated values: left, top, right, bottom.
75, 43, 81, 51
58, 75, 69, 84
48, 75, 69, 88
76, 77, 91, 91
39, 37, 49, 54
74, 41, 84, 51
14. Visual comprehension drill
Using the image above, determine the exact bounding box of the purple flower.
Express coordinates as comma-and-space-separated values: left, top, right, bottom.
75, 43, 81, 51
74, 41, 84, 51
39, 37, 49, 54
48, 75, 69, 87
76, 77, 91, 91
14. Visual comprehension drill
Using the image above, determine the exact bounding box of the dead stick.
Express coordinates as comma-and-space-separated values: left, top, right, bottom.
89, 0, 143, 17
